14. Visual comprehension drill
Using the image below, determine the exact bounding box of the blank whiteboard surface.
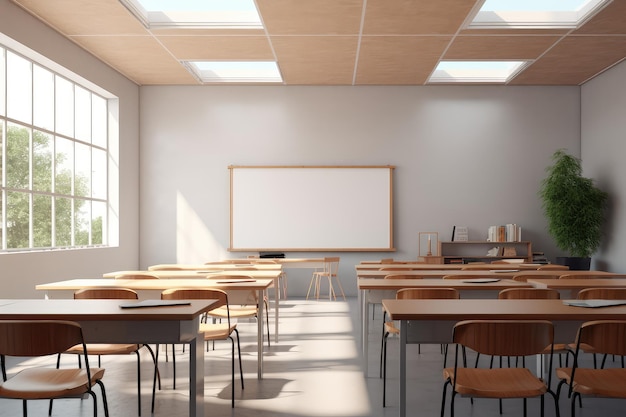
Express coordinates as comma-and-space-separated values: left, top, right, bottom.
230, 166, 394, 251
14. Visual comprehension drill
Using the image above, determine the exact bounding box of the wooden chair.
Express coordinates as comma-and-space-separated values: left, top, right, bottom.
114, 272, 160, 279
572, 288, 626, 369
161, 288, 243, 408
537, 264, 570, 270
441, 320, 559, 417
306, 257, 344, 300
381, 287, 459, 407
556, 320, 626, 417
205, 275, 270, 348
511, 274, 559, 282
63, 288, 160, 415
0, 320, 109, 417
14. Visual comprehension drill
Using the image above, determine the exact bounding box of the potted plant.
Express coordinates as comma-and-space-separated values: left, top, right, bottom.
539, 149, 608, 270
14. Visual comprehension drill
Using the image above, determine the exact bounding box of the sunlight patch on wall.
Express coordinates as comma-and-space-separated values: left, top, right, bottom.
176, 191, 225, 263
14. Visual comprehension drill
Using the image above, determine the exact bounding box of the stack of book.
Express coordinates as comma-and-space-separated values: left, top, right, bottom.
487, 224, 522, 242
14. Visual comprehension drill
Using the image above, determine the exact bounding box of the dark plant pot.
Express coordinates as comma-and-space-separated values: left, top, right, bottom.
556, 256, 591, 271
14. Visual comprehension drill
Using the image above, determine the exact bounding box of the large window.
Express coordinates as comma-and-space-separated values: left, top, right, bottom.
0, 44, 111, 251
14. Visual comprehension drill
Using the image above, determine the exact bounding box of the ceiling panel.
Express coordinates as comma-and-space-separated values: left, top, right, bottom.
9, 0, 626, 86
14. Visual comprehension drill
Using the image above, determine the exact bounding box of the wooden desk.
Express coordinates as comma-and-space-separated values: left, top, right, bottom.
36, 278, 273, 379
528, 278, 626, 298
103, 269, 282, 343
355, 263, 545, 271
0, 298, 216, 417
356, 269, 620, 279
149, 263, 281, 271
358, 277, 532, 376
382, 298, 626, 417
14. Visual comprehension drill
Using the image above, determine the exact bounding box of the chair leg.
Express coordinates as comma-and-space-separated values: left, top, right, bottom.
230, 336, 235, 408
135, 351, 142, 415
96, 379, 110, 417
382, 331, 389, 407
305, 274, 317, 300
333, 276, 346, 300
234, 329, 244, 389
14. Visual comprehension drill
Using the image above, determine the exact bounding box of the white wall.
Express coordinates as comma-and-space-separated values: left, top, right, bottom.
581, 60, 626, 272
140, 85, 581, 296
0, 0, 140, 298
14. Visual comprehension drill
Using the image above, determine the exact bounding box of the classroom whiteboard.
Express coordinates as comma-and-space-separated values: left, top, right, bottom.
229, 166, 394, 252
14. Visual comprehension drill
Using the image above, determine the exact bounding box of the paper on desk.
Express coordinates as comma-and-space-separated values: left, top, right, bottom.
563, 299, 626, 308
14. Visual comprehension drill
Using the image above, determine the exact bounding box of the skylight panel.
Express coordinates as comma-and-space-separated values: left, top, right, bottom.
119, 0, 263, 29
428, 61, 529, 84
183, 61, 283, 83
468, 0, 611, 29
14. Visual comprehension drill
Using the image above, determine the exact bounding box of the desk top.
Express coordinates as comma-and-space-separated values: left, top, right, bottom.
382, 298, 626, 321
0, 298, 218, 321
358, 278, 532, 291
356, 269, 620, 279
37, 278, 274, 292
528, 278, 626, 289
102, 269, 281, 279
355, 263, 545, 271
149, 263, 281, 271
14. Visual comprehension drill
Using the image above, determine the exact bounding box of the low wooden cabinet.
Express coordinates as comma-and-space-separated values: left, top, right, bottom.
438, 241, 532, 264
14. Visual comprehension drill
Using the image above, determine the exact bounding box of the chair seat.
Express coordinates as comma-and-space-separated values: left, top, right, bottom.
66, 343, 141, 355
384, 321, 399, 335
210, 305, 258, 319
200, 323, 237, 340
443, 367, 548, 398
0, 367, 105, 399
556, 368, 626, 397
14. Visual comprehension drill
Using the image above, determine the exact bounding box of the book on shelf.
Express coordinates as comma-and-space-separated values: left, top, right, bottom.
487, 224, 522, 242
452, 226, 469, 242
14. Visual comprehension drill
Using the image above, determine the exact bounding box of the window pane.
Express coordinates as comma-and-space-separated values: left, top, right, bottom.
33, 65, 55, 131
32, 130, 53, 192
6, 191, 29, 248
74, 198, 89, 245
6, 123, 30, 190
33, 194, 52, 247
55, 76, 74, 137
75, 86, 91, 143
0, 47, 5, 116
74, 142, 90, 197
92, 148, 106, 199
54, 196, 72, 246
92, 201, 106, 245
55, 137, 73, 195
6, 51, 32, 124
92, 95, 107, 148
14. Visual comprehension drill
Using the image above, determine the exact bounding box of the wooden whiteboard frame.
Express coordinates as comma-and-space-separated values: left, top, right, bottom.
229, 165, 395, 252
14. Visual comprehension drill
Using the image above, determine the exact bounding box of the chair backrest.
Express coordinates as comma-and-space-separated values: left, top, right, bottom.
396, 288, 459, 300
115, 272, 160, 279
559, 274, 606, 279
453, 320, 554, 357
384, 274, 422, 280
511, 274, 559, 282
537, 264, 570, 270
380, 267, 413, 271
0, 320, 85, 357
323, 257, 340, 276
498, 288, 560, 299
74, 288, 138, 300
206, 275, 257, 304
577, 287, 626, 300
574, 320, 626, 357
162, 288, 229, 323
442, 274, 500, 280
460, 265, 494, 270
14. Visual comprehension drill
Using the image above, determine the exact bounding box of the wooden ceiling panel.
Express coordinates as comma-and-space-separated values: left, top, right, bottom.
157, 36, 274, 60
356, 36, 451, 85
13, 0, 146, 35
574, 0, 626, 35
70, 35, 198, 85
272, 36, 358, 85
256, 0, 363, 35
445, 35, 562, 60
510, 36, 626, 85
363, 0, 477, 35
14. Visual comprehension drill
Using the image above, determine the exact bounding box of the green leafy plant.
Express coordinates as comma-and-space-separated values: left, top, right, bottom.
539, 149, 608, 258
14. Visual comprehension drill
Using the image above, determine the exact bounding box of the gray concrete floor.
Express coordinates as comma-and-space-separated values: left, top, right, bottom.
1, 297, 623, 417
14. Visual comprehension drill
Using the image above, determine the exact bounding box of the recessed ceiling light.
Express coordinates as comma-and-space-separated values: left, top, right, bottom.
468, 0, 611, 29
119, 0, 263, 29
183, 61, 283, 83
428, 61, 529, 84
